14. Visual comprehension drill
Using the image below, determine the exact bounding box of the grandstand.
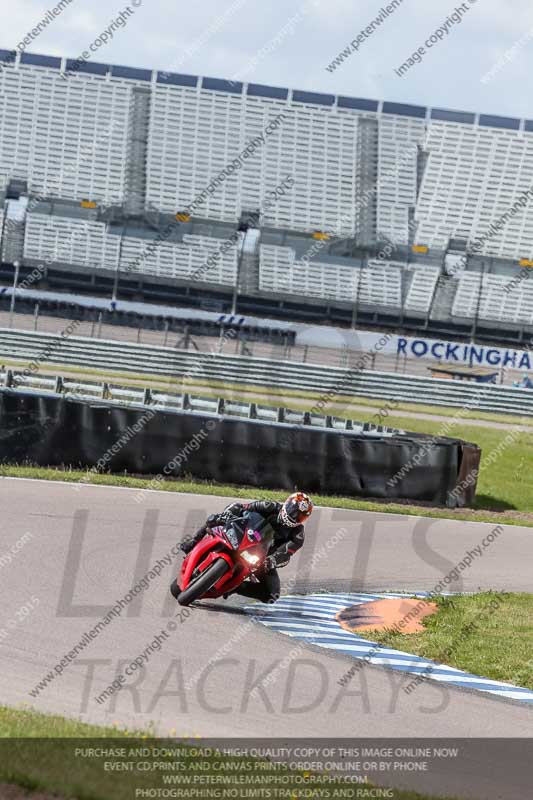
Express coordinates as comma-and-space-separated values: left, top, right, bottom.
22, 201, 239, 286
0, 48, 533, 340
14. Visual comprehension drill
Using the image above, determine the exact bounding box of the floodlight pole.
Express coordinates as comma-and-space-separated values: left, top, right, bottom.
9, 260, 20, 328
231, 224, 250, 316
472, 258, 485, 341
352, 254, 365, 329
114, 220, 129, 301
112, 264, 120, 301
231, 249, 242, 316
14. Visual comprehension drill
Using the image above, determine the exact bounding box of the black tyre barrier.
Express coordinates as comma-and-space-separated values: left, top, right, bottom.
0, 388, 481, 507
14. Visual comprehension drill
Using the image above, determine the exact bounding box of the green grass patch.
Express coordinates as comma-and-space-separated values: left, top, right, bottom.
0, 706, 454, 800
0, 704, 145, 738
368, 592, 533, 690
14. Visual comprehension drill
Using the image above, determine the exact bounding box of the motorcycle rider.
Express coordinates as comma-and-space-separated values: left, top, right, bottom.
179, 493, 314, 603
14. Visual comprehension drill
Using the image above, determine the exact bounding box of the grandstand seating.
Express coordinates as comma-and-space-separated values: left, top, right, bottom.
404, 265, 440, 315
452, 271, 533, 325
148, 85, 361, 236
362, 260, 403, 307
4, 51, 532, 259
259, 246, 403, 308
259, 244, 358, 301
0, 61, 129, 206
24, 214, 120, 271
23, 213, 238, 285
376, 115, 424, 246
1, 52, 533, 332
415, 120, 533, 258
119, 232, 238, 284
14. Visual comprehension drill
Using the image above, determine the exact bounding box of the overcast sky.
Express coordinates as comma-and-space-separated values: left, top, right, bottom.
3, 0, 532, 118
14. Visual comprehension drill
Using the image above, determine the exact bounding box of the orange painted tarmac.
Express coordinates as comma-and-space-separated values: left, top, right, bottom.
336, 597, 438, 634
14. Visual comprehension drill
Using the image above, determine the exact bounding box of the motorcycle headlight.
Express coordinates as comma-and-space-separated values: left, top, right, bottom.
241, 551, 260, 565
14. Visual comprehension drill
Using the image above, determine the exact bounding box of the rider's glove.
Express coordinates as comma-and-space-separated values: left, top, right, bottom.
264, 555, 277, 572
180, 538, 195, 555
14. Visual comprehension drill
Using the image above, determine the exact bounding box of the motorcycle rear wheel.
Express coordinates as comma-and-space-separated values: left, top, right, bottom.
177, 559, 230, 606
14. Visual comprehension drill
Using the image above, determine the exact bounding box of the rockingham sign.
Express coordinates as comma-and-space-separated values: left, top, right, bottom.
296, 326, 533, 371
395, 335, 533, 370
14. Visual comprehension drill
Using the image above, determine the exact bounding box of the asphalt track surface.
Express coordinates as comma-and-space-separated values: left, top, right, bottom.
1, 478, 532, 798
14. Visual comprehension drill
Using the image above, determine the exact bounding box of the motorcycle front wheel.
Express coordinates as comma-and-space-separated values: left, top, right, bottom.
177, 559, 230, 606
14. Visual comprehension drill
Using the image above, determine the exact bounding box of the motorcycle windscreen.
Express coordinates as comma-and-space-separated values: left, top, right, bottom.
223, 517, 247, 550
224, 511, 275, 551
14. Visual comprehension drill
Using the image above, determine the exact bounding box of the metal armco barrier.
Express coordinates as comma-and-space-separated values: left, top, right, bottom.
0, 328, 531, 416
0, 370, 406, 437
0, 380, 481, 506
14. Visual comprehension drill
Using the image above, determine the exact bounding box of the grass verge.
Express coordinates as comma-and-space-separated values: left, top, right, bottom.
0, 706, 454, 800
368, 592, 533, 690
1, 464, 532, 528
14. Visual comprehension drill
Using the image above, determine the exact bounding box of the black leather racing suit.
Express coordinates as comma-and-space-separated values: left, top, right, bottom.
183, 500, 305, 603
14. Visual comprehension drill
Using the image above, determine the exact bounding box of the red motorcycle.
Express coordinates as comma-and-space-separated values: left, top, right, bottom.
170, 511, 275, 606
